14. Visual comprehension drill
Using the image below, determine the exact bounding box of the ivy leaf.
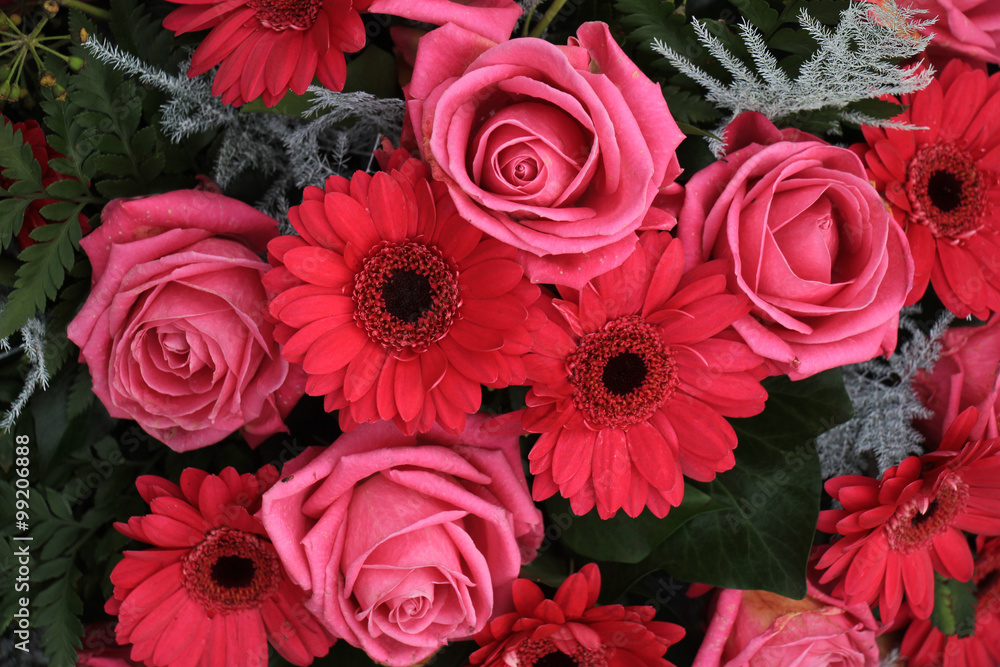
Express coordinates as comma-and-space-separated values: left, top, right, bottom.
932, 575, 978, 638
651, 370, 852, 598
545, 485, 726, 564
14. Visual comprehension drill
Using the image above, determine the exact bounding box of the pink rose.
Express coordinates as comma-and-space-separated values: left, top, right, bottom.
678, 112, 913, 379
406, 21, 685, 288
67, 190, 303, 451
914, 313, 1000, 445
260, 415, 544, 667
693, 585, 880, 667
367, 0, 522, 43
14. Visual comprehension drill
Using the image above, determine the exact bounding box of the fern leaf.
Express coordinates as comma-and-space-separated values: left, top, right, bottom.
0, 214, 84, 341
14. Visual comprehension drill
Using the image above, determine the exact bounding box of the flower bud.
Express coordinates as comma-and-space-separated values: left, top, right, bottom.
67, 56, 84, 72
40, 71, 56, 87
78, 27, 88, 43
0, 81, 10, 101
43, 0, 59, 14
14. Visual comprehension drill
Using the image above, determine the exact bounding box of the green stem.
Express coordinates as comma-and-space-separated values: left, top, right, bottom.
59, 0, 111, 21
34, 41, 71, 61
521, 5, 536, 37
528, 0, 569, 38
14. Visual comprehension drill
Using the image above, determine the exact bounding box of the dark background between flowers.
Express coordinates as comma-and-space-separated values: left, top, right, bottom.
0, 0, 963, 664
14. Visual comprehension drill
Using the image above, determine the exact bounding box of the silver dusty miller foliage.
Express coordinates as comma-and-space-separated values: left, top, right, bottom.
0, 311, 49, 432
84, 37, 405, 226
815, 308, 954, 479
652, 0, 936, 136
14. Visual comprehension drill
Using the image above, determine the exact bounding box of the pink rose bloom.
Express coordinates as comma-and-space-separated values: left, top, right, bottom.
866, 0, 1000, 67
259, 415, 544, 667
67, 190, 304, 451
678, 111, 913, 379
406, 21, 685, 288
367, 0, 521, 43
914, 313, 1000, 445
693, 584, 880, 667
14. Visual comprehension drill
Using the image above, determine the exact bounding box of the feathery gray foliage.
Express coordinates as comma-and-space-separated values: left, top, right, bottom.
0, 315, 50, 432
84, 37, 237, 141
815, 308, 954, 479
83, 38, 405, 225
651, 0, 936, 132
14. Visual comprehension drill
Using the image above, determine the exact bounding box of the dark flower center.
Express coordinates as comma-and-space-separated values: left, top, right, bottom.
382, 270, 433, 323
183, 527, 280, 614
906, 143, 988, 240
353, 241, 461, 352
513, 639, 607, 667
536, 653, 578, 667
886, 472, 969, 553
248, 0, 322, 30
567, 315, 677, 428
211, 555, 256, 589
602, 352, 648, 396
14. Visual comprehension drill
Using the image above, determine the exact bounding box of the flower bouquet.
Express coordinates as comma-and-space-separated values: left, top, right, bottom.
2, 0, 1000, 665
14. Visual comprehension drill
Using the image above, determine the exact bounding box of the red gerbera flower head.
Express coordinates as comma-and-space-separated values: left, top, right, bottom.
814, 407, 1000, 626
469, 563, 684, 667
264, 144, 543, 435
521, 231, 769, 519
852, 60, 1000, 318
161, 0, 371, 106
900, 536, 1000, 667
105, 466, 333, 667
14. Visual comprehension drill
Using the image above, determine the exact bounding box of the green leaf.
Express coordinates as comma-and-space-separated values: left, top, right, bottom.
545, 485, 726, 564
95, 178, 145, 199
241, 89, 318, 116
44, 487, 74, 521
44, 179, 86, 200
932, 575, 978, 638
800, 0, 851, 25
651, 371, 852, 598
67, 365, 94, 421
730, 0, 780, 34
768, 27, 820, 55
0, 197, 30, 250
91, 153, 134, 177
0, 120, 44, 193
42, 98, 98, 184
342, 46, 399, 99
0, 216, 83, 340
39, 201, 80, 222
846, 98, 907, 122
33, 566, 85, 667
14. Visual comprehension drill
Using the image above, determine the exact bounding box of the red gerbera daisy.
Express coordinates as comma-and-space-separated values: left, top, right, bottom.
521, 232, 769, 519
469, 563, 684, 667
900, 536, 1000, 667
161, 0, 371, 106
814, 408, 1000, 626
264, 144, 542, 435
852, 59, 1000, 318
105, 466, 333, 667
